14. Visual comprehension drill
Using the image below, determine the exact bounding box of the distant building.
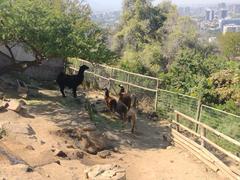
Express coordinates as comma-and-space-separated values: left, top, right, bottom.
223, 24, 240, 34
234, 4, 240, 14
218, 2, 227, 10
219, 18, 240, 31
184, 7, 191, 15
205, 9, 214, 21
178, 7, 191, 16
219, 9, 228, 19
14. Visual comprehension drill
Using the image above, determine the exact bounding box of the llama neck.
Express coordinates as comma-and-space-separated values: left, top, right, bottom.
105, 91, 110, 98
132, 96, 137, 108
78, 69, 85, 76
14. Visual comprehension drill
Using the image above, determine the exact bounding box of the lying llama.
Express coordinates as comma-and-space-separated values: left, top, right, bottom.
56, 65, 89, 98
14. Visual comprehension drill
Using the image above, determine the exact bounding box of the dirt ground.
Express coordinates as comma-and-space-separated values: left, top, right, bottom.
0, 88, 227, 180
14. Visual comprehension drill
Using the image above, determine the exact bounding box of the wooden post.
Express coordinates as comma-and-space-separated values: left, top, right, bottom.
154, 79, 159, 111
126, 73, 130, 93
200, 125, 206, 147
195, 99, 202, 133
109, 68, 114, 91
175, 113, 180, 132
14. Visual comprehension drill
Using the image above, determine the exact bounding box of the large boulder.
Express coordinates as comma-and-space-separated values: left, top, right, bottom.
84, 164, 126, 180
24, 57, 64, 81
58, 127, 114, 155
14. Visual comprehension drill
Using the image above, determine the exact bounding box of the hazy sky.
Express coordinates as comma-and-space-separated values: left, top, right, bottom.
87, 0, 240, 12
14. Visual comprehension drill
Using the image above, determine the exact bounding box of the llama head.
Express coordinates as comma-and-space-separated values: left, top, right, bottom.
118, 84, 125, 93
79, 65, 89, 72
103, 87, 110, 96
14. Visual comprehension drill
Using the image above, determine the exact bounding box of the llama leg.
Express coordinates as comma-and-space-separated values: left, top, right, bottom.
121, 114, 127, 128
72, 87, 77, 98
60, 86, 66, 97
131, 116, 136, 133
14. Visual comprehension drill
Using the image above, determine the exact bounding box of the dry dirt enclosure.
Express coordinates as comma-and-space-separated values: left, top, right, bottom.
0, 84, 227, 180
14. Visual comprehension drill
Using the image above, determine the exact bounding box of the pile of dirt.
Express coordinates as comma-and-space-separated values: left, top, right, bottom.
56, 126, 118, 155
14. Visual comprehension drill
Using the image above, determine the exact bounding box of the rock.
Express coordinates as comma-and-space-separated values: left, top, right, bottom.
56, 151, 68, 158
59, 127, 113, 155
76, 151, 84, 159
25, 145, 35, 151
26, 166, 34, 173
86, 131, 108, 151
83, 124, 97, 132
103, 131, 120, 141
65, 149, 84, 160
98, 150, 111, 159
121, 139, 132, 146
0, 102, 9, 112
75, 137, 90, 151
7, 100, 22, 112
40, 140, 46, 145
55, 160, 61, 165
87, 146, 98, 155
113, 147, 120, 153
51, 149, 56, 152
66, 145, 75, 149
85, 164, 126, 180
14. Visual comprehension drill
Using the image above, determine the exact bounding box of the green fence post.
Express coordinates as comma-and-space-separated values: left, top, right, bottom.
154, 79, 159, 111
195, 99, 202, 132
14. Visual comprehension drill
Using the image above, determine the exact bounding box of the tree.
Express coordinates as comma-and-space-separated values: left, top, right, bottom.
112, 0, 167, 54
163, 47, 228, 95
218, 32, 240, 60
0, 0, 113, 74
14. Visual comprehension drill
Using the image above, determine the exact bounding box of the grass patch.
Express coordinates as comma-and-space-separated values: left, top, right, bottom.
92, 113, 123, 130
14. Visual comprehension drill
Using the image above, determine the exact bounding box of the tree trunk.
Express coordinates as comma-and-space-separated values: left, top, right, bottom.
4, 44, 16, 62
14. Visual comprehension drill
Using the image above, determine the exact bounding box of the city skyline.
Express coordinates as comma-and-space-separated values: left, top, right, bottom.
87, 0, 240, 12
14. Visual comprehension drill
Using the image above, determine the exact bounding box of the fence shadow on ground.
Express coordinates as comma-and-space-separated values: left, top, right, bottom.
25, 86, 172, 151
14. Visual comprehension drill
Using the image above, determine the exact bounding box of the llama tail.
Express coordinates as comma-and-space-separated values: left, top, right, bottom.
56, 72, 65, 83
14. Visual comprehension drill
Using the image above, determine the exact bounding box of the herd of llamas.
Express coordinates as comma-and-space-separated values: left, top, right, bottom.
56, 65, 137, 133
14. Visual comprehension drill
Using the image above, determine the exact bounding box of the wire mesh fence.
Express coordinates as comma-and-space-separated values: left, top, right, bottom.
157, 89, 199, 131
67, 59, 158, 110
67, 59, 240, 154
200, 105, 240, 154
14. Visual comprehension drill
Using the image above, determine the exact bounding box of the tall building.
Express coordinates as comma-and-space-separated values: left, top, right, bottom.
219, 18, 240, 31
223, 24, 240, 34
219, 9, 228, 19
218, 2, 227, 10
205, 9, 214, 21
234, 4, 240, 14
